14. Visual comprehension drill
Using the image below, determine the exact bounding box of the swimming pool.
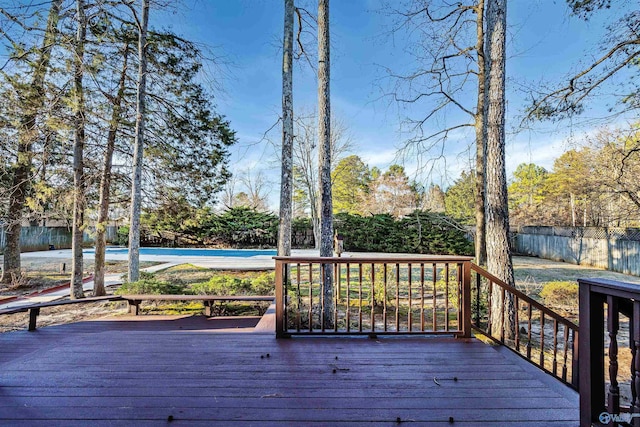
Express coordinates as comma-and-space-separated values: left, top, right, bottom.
84, 247, 277, 257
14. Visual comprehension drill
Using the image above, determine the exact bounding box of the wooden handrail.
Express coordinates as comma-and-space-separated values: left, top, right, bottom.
274, 255, 474, 263
470, 264, 579, 330
470, 263, 579, 389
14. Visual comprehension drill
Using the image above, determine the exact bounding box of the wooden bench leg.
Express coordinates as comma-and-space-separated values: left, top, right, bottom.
128, 301, 141, 315
28, 307, 40, 331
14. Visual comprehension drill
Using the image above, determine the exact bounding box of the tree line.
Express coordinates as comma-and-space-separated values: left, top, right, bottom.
139, 205, 472, 256
444, 124, 640, 228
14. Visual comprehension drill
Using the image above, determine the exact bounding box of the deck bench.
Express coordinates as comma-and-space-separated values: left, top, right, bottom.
0, 295, 124, 331
119, 294, 275, 316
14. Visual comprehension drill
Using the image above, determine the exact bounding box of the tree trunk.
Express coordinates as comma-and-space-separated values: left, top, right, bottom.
278, 0, 294, 257
94, 43, 130, 296
70, 0, 87, 299
318, 0, 334, 328
570, 193, 576, 226
312, 212, 320, 250
484, 0, 515, 339
128, 0, 150, 283
1, 0, 62, 284
474, 0, 487, 267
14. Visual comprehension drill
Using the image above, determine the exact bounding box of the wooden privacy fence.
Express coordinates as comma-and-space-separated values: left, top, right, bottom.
513, 226, 640, 276
274, 256, 473, 338
578, 278, 640, 427
470, 264, 579, 390
0, 225, 118, 253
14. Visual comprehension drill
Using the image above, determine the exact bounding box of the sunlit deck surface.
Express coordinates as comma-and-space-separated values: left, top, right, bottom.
0, 315, 578, 426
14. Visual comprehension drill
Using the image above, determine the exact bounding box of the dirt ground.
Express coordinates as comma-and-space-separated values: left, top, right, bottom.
0, 257, 155, 332
1, 255, 638, 333
514, 255, 640, 288
0, 258, 158, 296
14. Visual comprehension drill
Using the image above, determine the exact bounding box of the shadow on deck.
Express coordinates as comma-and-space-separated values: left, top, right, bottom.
0, 315, 578, 426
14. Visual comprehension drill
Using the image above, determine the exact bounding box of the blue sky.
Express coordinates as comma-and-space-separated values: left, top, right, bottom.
154, 0, 634, 206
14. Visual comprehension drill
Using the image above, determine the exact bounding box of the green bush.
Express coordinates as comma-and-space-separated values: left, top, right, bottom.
191, 272, 276, 296
115, 278, 190, 295
191, 275, 250, 295
117, 226, 129, 246
540, 281, 578, 306
250, 271, 276, 295
333, 211, 473, 255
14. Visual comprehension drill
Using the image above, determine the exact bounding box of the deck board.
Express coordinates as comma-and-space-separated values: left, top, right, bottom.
0, 316, 578, 425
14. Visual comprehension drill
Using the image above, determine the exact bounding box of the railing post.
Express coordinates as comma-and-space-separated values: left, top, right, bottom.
607, 295, 620, 414
578, 279, 606, 427
633, 300, 640, 424
460, 261, 471, 338
572, 329, 579, 389
275, 259, 286, 338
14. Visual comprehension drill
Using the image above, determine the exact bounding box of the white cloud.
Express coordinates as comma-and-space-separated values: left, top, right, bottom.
360, 148, 399, 169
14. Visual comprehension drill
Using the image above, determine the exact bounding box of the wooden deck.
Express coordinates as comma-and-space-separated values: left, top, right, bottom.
0, 315, 578, 426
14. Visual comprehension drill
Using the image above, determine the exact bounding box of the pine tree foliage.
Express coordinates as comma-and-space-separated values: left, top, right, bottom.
0, 2, 236, 236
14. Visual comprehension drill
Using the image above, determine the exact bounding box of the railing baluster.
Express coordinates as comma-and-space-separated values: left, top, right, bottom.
296, 263, 301, 332
552, 319, 558, 376
539, 312, 545, 369
420, 263, 425, 332
631, 310, 637, 411
346, 263, 351, 333
358, 263, 363, 333
607, 295, 620, 414
320, 263, 325, 333
432, 263, 437, 331
395, 263, 400, 332
475, 271, 481, 326
334, 263, 339, 332
515, 295, 520, 352
634, 300, 640, 416
284, 262, 289, 333
457, 264, 462, 332
370, 263, 375, 333
408, 263, 412, 332
445, 263, 449, 332
308, 263, 313, 333
383, 263, 388, 332
571, 328, 578, 388
500, 286, 505, 342
526, 303, 532, 360
487, 280, 493, 333
562, 324, 569, 381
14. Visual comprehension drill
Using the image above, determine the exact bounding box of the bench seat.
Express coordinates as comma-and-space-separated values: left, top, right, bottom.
0, 295, 124, 331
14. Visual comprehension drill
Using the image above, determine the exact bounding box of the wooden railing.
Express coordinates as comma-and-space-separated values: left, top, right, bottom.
274, 256, 473, 338
470, 264, 579, 389
578, 278, 640, 427
274, 255, 581, 390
